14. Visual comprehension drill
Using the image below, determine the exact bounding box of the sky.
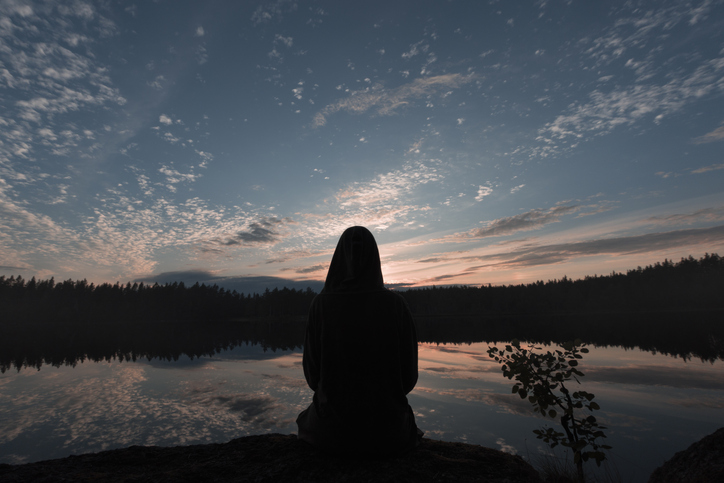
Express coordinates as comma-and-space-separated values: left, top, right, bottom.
1, 0, 724, 293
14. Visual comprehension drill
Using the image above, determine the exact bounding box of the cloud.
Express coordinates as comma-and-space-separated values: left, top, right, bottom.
274, 34, 293, 47
401, 40, 428, 59
336, 160, 442, 208
159, 114, 173, 125
412, 223, 724, 283
251, 0, 297, 25
510, 184, 525, 194
693, 125, 724, 144
691, 163, 724, 174
195, 26, 205, 37
533, 4, 724, 155
213, 217, 292, 247
312, 73, 476, 128
475, 186, 493, 201
646, 207, 724, 225
466, 224, 724, 270
159, 166, 202, 186
285, 264, 327, 274
464, 205, 579, 239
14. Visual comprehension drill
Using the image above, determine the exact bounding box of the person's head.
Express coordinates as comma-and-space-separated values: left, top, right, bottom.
323, 226, 384, 293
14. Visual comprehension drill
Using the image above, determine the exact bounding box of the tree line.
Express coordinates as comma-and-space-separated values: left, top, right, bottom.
401, 253, 724, 316
2, 254, 722, 323
1, 278, 317, 322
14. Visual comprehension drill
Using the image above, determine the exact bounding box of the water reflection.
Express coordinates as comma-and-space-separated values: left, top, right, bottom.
2, 340, 722, 482
413, 342, 724, 481
0, 346, 310, 465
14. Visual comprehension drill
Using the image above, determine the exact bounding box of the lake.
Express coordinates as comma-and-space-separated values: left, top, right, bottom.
1, 339, 722, 482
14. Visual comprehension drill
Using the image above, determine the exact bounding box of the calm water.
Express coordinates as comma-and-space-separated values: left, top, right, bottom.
1, 341, 723, 482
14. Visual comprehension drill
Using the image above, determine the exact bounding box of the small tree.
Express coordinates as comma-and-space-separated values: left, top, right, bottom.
487, 339, 610, 482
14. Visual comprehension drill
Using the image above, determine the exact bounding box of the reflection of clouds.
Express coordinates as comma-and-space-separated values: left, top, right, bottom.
424, 366, 457, 373
496, 438, 518, 455
414, 387, 538, 418
0, 359, 308, 464
185, 378, 301, 431
419, 343, 499, 366
419, 364, 496, 380
598, 412, 653, 431
670, 396, 724, 410
587, 365, 724, 390
260, 373, 308, 389
274, 352, 304, 370
199, 394, 284, 428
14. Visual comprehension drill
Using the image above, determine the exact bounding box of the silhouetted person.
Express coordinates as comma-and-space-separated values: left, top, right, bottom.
296, 226, 420, 456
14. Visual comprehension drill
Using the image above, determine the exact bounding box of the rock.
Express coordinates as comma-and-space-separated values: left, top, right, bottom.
0, 433, 541, 482
648, 427, 724, 483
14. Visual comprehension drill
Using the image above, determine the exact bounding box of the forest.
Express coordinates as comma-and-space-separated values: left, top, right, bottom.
2, 253, 723, 373
2, 253, 723, 321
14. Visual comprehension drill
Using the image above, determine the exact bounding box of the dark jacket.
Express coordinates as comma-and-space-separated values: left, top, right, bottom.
296, 226, 419, 456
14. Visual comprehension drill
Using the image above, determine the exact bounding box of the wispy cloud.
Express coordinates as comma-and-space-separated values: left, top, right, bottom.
336, 160, 442, 207
251, 0, 298, 25
693, 125, 724, 144
646, 207, 724, 225
462, 205, 579, 239
312, 73, 476, 128
534, 4, 724, 155
691, 163, 724, 174
450, 224, 724, 272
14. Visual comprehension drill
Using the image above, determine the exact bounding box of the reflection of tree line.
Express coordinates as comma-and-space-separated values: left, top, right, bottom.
1, 254, 723, 372
416, 312, 724, 362
0, 319, 305, 373
2, 311, 721, 373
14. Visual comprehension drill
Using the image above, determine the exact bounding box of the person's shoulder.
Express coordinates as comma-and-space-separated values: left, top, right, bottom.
379, 288, 410, 305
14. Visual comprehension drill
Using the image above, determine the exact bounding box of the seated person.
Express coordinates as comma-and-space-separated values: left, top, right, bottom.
296, 226, 420, 456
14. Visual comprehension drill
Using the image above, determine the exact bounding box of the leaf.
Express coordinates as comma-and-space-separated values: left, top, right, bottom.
548, 409, 557, 418
512, 385, 519, 394
590, 402, 600, 410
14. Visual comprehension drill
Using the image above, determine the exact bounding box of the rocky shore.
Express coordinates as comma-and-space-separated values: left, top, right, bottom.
0, 434, 542, 482
3, 428, 722, 482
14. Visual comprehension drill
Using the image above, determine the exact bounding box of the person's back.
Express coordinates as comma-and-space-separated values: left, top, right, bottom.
296, 226, 420, 456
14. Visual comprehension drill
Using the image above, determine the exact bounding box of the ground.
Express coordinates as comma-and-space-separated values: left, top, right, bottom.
0, 434, 542, 482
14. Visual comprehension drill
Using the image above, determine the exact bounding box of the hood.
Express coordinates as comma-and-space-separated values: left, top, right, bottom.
322, 226, 384, 293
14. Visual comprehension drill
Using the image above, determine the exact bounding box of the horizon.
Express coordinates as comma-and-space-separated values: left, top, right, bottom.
4, 251, 718, 296
2, 1, 724, 291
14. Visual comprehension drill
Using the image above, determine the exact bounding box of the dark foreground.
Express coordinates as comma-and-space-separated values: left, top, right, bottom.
3, 429, 723, 482
0, 434, 542, 482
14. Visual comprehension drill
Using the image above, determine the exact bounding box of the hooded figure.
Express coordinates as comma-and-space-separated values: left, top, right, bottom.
296, 226, 420, 456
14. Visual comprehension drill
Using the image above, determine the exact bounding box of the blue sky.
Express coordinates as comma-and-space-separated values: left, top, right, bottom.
1, 0, 724, 292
